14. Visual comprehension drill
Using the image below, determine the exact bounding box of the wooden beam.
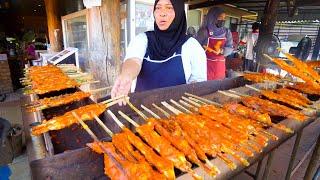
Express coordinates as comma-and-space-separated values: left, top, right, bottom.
44, 0, 63, 52
189, 0, 239, 10
255, 0, 281, 67
260, 0, 281, 37
103, 0, 121, 77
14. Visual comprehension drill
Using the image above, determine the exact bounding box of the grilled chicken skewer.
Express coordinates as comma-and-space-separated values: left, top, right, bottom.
243, 72, 282, 83
117, 109, 203, 180
186, 96, 273, 143
32, 103, 107, 136
306, 60, 320, 69
180, 98, 269, 153
289, 82, 320, 95
141, 104, 223, 172
90, 112, 166, 180
26, 91, 91, 112
223, 102, 293, 134
31, 97, 127, 136
264, 54, 320, 89
23, 65, 98, 95
242, 96, 308, 121
180, 97, 267, 152
189, 95, 277, 145
279, 49, 320, 84
90, 112, 148, 165
134, 103, 220, 177
23, 65, 80, 95
197, 104, 271, 144
164, 106, 240, 170
161, 102, 253, 168
71, 112, 128, 180
168, 99, 257, 157
107, 110, 175, 179
245, 85, 312, 110
275, 88, 311, 105
88, 141, 166, 180
153, 102, 249, 170
186, 93, 293, 134
74, 112, 165, 180
218, 90, 308, 122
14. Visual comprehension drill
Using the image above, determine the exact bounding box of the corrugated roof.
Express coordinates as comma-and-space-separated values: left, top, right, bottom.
187, 0, 320, 21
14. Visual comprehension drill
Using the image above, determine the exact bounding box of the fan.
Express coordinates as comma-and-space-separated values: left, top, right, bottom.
255, 34, 281, 57
295, 37, 312, 61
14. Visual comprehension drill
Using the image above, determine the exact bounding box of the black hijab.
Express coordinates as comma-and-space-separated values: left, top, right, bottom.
145, 0, 190, 60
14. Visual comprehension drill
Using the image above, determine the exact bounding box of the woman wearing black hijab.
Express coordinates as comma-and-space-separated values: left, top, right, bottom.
111, 0, 206, 103
196, 7, 233, 80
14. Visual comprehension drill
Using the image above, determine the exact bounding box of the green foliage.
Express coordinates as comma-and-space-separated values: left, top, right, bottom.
22, 31, 36, 43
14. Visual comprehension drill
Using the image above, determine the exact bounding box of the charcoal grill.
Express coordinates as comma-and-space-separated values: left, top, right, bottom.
22, 77, 320, 179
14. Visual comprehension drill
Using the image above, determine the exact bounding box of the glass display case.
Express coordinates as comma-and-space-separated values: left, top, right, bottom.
61, 9, 89, 70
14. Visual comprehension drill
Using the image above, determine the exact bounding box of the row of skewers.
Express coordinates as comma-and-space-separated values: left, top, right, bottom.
25, 53, 319, 179
242, 50, 320, 110
30, 82, 317, 179
263, 49, 320, 88
25, 91, 91, 112
23, 65, 114, 111
25, 87, 114, 112
28, 54, 319, 179
243, 72, 320, 96
22, 64, 97, 95
72, 91, 311, 179
243, 49, 320, 99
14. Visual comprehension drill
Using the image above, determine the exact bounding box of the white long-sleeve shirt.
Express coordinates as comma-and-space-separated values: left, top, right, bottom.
242, 31, 259, 60
125, 33, 207, 84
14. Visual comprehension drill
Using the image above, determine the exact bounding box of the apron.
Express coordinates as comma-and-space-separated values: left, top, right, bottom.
135, 47, 186, 92
206, 32, 226, 80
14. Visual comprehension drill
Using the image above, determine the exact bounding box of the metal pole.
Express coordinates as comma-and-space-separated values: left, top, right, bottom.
255, 159, 264, 180
127, 0, 136, 44
285, 131, 303, 180
262, 151, 275, 180
312, 26, 320, 60
304, 133, 320, 180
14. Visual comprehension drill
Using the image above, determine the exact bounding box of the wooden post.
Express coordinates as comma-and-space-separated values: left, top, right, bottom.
87, 0, 121, 93
255, 0, 281, 68
260, 0, 280, 35
44, 0, 63, 52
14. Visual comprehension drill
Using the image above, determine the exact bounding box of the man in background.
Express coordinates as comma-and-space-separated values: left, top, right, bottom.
240, 22, 260, 71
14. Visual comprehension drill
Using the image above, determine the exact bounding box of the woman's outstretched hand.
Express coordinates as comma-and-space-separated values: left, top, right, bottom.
111, 74, 133, 106
111, 58, 142, 106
